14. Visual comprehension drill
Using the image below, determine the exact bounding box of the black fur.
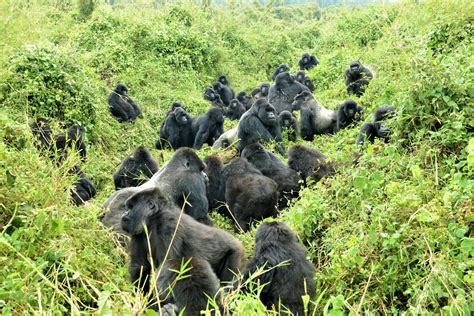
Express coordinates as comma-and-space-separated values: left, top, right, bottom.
203, 155, 226, 213
68, 165, 96, 206
271, 64, 290, 81
374, 105, 396, 122
251, 83, 270, 99
278, 110, 298, 142
156, 107, 193, 150
295, 70, 315, 92
191, 107, 225, 149
268, 71, 309, 114
344, 61, 373, 97
298, 53, 319, 70
108, 84, 142, 122
113, 146, 159, 190
204, 88, 225, 108
226, 99, 246, 120
356, 122, 390, 145
213, 81, 234, 106
288, 145, 336, 185
336, 100, 364, 131
237, 91, 253, 110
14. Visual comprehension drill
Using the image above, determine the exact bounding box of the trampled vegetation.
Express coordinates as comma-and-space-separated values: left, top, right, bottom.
0, 0, 472, 314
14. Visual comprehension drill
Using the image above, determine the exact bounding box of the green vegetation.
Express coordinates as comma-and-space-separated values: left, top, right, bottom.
0, 0, 472, 314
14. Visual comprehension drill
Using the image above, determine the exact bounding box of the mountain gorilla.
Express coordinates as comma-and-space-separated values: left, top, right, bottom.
222, 158, 279, 232
68, 165, 96, 206
237, 222, 315, 316
213, 81, 234, 106
204, 88, 225, 108
113, 146, 159, 190
374, 105, 396, 122
271, 64, 290, 81
251, 83, 270, 99
157, 258, 222, 315
288, 145, 336, 185
108, 84, 142, 122
237, 98, 285, 155
299, 53, 319, 70
356, 105, 395, 145
292, 91, 337, 140
122, 186, 244, 294
226, 99, 246, 120
242, 143, 300, 206
268, 71, 309, 114
156, 106, 193, 150
344, 61, 374, 97
101, 148, 212, 235
203, 155, 226, 213
218, 75, 230, 86
336, 100, 364, 131
278, 110, 298, 142
212, 127, 239, 149
237, 91, 253, 110
192, 107, 225, 149
296, 70, 315, 92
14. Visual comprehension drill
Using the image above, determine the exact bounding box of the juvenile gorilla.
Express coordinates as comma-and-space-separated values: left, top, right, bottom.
237, 99, 284, 155
251, 83, 270, 99
204, 88, 225, 108
101, 148, 212, 234
237, 222, 315, 315
292, 91, 337, 140
374, 105, 396, 122
356, 105, 395, 145
122, 186, 244, 293
298, 53, 319, 70
336, 100, 364, 131
212, 127, 239, 149
222, 158, 279, 232
157, 258, 221, 316
288, 145, 336, 185
344, 61, 374, 97
203, 155, 226, 213
213, 81, 234, 106
226, 99, 246, 120
242, 143, 300, 206
271, 64, 290, 81
296, 70, 315, 92
108, 84, 142, 122
278, 110, 298, 142
268, 71, 309, 114
68, 165, 96, 206
113, 146, 159, 190
237, 91, 253, 110
192, 107, 225, 149
156, 107, 193, 150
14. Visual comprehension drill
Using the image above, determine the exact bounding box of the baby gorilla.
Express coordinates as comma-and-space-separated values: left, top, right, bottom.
226, 99, 246, 120
288, 145, 336, 186
237, 91, 253, 110
298, 53, 319, 70
113, 146, 159, 190
344, 61, 374, 97
336, 99, 364, 131
68, 165, 96, 206
157, 258, 221, 316
203, 156, 226, 213
295, 70, 315, 92
278, 110, 298, 142
237, 222, 315, 315
222, 158, 279, 232
156, 106, 193, 150
108, 84, 142, 122
192, 107, 225, 150
122, 186, 244, 294
356, 105, 396, 145
251, 83, 271, 99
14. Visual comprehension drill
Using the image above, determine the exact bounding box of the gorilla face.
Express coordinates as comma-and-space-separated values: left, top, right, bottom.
375, 122, 390, 138
279, 111, 293, 128
218, 75, 229, 86
260, 84, 270, 96
212, 82, 223, 92
255, 221, 297, 244
344, 101, 357, 118
208, 107, 224, 124
204, 88, 217, 101
257, 99, 277, 125
115, 84, 128, 96
350, 61, 361, 74
296, 71, 305, 83
291, 90, 312, 111
302, 53, 309, 64
173, 108, 190, 126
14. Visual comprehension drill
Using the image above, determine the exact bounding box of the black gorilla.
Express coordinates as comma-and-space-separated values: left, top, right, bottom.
122, 186, 244, 294
213, 81, 234, 106
237, 91, 253, 110
241, 143, 300, 206
113, 146, 159, 190
68, 165, 96, 206
268, 71, 309, 114
204, 88, 225, 108
357, 122, 390, 145
192, 107, 225, 149
203, 155, 226, 213
278, 110, 298, 142
344, 61, 374, 97
226, 99, 246, 120
222, 158, 279, 232
108, 84, 142, 122
295, 70, 315, 92
157, 258, 221, 316
292, 91, 337, 140
374, 105, 396, 122
336, 100, 364, 131
156, 107, 193, 150
288, 145, 336, 185
238, 222, 315, 315
102, 148, 213, 233
298, 53, 319, 70
237, 98, 284, 155
218, 75, 230, 86
271, 64, 290, 81
251, 83, 270, 99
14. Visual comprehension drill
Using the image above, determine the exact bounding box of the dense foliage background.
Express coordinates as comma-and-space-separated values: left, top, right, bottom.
0, 0, 472, 314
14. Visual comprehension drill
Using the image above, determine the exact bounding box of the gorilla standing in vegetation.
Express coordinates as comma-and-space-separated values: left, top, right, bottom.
157, 258, 221, 316
237, 91, 253, 110
52, 125, 87, 162
226, 99, 246, 120
251, 83, 270, 99
122, 186, 244, 293
156, 106, 193, 150
356, 105, 395, 145
271, 64, 290, 81
292, 91, 337, 140
288, 145, 336, 185
213, 81, 234, 106
191, 107, 224, 149
204, 87, 225, 108
102, 148, 212, 233
237, 98, 284, 155
336, 99, 364, 131
278, 110, 298, 142
242, 143, 300, 206
374, 105, 396, 122
222, 158, 279, 232
68, 165, 96, 206
344, 61, 374, 97
113, 146, 158, 190
203, 155, 226, 213
108, 84, 142, 122
298, 53, 319, 70
268, 71, 309, 114
296, 70, 315, 92
237, 222, 315, 315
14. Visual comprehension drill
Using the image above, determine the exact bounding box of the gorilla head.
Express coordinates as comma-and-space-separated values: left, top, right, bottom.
296, 71, 306, 83
255, 221, 297, 244
173, 107, 190, 126
115, 84, 128, 96
349, 61, 362, 75
291, 90, 312, 111
256, 99, 278, 126
212, 81, 224, 93
218, 75, 229, 86
204, 87, 218, 102
271, 64, 290, 81
275, 71, 296, 88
